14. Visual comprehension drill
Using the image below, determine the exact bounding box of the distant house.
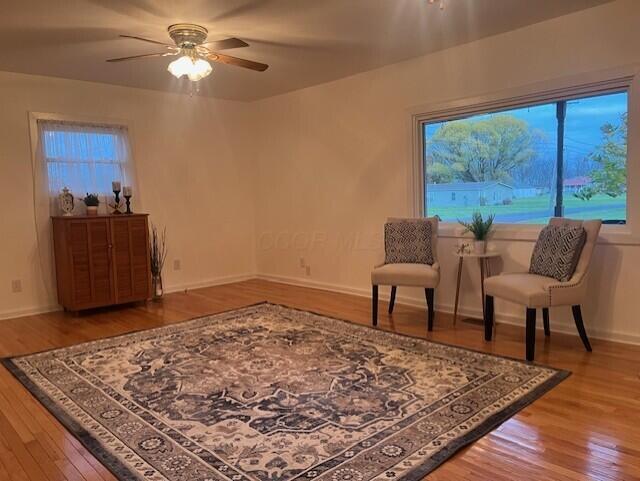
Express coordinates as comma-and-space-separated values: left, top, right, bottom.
513, 187, 545, 198
426, 181, 513, 207
563, 176, 591, 193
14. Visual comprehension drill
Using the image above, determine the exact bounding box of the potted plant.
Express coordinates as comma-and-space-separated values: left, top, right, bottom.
458, 212, 495, 254
150, 224, 167, 301
83, 193, 100, 216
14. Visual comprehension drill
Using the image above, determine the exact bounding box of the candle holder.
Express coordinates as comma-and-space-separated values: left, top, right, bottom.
124, 194, 132, 214
111, 189, 123, 214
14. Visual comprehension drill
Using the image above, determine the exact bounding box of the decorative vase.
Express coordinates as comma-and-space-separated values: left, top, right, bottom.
152, 274, 164, 301
86, 206, 98, 216
474, 240, 486, 254
58, 187, 74, 216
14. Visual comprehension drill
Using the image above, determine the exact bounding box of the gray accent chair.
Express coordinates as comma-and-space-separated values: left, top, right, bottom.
371, 217, 440, 331
484, 217, 602, 362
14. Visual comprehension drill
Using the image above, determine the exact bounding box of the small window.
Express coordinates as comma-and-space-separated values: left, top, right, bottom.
423, 91, 627, 224
451, 192, 456, 201
39, 120, 133, 197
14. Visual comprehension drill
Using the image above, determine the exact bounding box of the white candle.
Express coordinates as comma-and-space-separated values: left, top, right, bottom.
122, 186, 132, 197
112, 181, 121, 192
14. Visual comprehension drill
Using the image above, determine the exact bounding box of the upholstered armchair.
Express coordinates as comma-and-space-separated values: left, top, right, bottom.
371, 217, 440, 331
484, 218, 602, 362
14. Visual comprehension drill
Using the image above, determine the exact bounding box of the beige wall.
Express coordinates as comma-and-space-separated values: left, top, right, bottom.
0, 71, 256, 319
251, 0, 640, 344
2, 0, 639, 345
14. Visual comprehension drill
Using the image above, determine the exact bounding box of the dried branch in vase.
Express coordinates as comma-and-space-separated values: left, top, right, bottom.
150, 223, 167, 300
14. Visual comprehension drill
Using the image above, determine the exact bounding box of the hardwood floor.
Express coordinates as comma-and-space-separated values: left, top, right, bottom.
0, 278, 638, 480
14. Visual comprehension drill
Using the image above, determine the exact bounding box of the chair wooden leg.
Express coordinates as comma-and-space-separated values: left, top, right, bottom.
479, 258, 486, 320
388, 286, 397, 314
425, 288, 435, 332
484, 295, 494, 341
372, 285, 378, 326
526, 308, 536, 362
453, 257, 463, 325
572, 305, 592, 352
543, 308, 550, 337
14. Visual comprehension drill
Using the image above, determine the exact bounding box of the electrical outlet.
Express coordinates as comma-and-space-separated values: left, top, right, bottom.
305, 265, 311, 276
299, 257, 306, 268
11, 280, 22, 293
173, 259, 181, 271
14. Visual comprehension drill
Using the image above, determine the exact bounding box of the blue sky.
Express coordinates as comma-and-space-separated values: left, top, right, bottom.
425, 91, 627, 169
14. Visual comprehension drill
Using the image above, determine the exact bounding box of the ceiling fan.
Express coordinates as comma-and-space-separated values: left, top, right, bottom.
107, 23, 268, 82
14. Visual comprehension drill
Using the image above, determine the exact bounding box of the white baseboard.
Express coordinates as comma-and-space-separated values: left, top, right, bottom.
256, 273, 378, 301
164, 273, 256, 294
0, 303, 62, 321
4, 271, 639, 346
436, 300, 640, 346
0, 273, 256, 322
256, 273, 640, 346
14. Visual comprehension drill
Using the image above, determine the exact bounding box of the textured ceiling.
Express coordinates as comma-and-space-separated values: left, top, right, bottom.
0, 0, 612, 101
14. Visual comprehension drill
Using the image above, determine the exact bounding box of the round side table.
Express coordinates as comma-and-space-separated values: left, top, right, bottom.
453, 251, 501, 325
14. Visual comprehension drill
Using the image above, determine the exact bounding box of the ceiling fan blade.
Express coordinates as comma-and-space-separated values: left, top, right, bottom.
208, 52, 268, 72
202, 37, 249, 50
119, 34, 172, 47
106, 52, 173, 62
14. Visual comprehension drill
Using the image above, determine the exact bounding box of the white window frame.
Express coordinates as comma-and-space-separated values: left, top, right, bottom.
410, 65, 640, 245
28, 111, 140, 205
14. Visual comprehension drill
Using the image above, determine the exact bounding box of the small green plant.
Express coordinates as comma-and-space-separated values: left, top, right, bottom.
83, 193, 100, 207
458, 211, 495, 240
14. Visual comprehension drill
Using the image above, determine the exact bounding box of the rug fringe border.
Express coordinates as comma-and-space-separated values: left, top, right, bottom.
1, 356, 144, 481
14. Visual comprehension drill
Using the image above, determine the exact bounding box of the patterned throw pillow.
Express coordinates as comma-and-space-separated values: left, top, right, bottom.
529, 225, 586, 281
384, 220, 434, 265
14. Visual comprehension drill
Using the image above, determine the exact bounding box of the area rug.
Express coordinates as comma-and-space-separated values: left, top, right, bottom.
3, 303, 568, 481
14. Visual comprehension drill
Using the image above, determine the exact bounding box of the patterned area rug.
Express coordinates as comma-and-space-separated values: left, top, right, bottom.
3, 303, 568, 481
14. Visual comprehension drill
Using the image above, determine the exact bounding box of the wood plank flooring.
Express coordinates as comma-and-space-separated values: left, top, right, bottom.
0, 279, 638, 480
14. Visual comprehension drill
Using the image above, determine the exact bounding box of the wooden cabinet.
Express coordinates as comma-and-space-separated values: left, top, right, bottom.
52, 214, 151, 311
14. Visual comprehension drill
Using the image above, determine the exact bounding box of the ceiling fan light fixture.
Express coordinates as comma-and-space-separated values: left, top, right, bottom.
110, 23, 268, 78
167, 55, 193, 78
167, 55, 212, 81
188, 58, 213, 81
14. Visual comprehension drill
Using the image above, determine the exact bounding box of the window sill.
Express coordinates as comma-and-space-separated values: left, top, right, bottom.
438, 223, 640, 246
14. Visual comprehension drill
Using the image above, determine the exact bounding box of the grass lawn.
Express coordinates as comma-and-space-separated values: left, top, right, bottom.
524, 208, 626, 224
429, 194, 626, 223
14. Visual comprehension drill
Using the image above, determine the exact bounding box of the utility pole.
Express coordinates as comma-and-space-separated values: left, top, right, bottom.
555, 101, 567, 217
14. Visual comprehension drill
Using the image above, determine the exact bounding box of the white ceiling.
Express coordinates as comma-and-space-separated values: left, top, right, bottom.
0, 0, 611, 101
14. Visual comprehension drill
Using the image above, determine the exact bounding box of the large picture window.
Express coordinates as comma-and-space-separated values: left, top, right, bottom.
422, 90, 628, 224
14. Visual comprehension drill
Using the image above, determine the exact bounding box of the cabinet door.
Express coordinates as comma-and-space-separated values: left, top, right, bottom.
129, 217, 151, 300
111, 217, 150, 303
68, 218, 113, 308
